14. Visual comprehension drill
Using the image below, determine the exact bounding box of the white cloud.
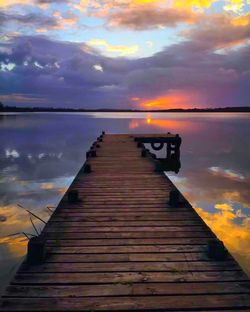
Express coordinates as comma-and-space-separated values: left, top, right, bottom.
93, 64, 103, 72
88, 38, 139, 56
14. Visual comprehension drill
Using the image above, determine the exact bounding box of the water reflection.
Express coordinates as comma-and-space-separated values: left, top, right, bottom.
0, 112, 249, 292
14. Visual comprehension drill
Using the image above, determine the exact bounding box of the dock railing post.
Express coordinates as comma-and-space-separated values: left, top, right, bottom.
26, 235, 46, 265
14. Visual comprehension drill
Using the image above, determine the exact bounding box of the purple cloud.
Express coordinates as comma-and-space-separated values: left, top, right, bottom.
0, 12, 59, 29
0, 35, 249, 108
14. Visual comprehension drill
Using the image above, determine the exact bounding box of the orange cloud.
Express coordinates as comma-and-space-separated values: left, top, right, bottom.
0, 235, 27, 258
184, 12, 250, 50
195, 205, 250, 275
107, 6, 198, 30
0, 0, 30, 7
231, 12, 250, 26
137, 90, 204, 110
174, 0, 216, 10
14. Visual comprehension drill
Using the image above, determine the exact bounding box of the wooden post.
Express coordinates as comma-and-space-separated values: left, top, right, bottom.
207, 239, 227, 260
174, 134, 181, 160
83, 164, 91, 173
155, 161, 163, 172
169, 190, 179, 207
67, 190, 79, 203
141, 149, 147, 157
26, 236, 46, 265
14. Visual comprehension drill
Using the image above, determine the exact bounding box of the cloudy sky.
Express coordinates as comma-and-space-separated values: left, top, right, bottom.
0, 0, 250, 109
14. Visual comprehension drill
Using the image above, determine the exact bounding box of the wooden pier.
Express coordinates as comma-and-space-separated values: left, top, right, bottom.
1, 133, 250, 311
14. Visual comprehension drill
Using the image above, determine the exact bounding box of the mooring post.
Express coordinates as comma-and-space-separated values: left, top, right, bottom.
26, 235, 46, 265
141, 148, 147, 157
207, 239, 228, 260
86, 150, 96, 158
84, 163, 92, 173
67, 189, 79, 203
169, 190, 179, 206
174, 134, 181, 160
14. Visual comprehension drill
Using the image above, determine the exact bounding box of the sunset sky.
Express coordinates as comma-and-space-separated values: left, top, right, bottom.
0, 0, 250, 109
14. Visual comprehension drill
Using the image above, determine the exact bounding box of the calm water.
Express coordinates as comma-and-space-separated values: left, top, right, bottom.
0, 112, 250, 292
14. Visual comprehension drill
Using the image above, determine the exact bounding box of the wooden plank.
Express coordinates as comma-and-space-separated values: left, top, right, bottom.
1, 295, 250, 311
46, 238, 210, 246
44, 226, 208, 233
11, 271, 249, 284
54, 212, 199, 217
47, 220, 202, 227
44, 231, 213, 239
4, 282, 250, 298
46, 245, 206, 254
45, 252, 217, 262
20, 261, 240, 273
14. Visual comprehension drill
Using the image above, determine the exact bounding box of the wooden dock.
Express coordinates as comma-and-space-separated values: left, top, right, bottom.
1, 133, 250, 311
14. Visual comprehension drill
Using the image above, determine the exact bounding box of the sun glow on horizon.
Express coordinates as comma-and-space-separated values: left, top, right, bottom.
134, 90, 205, 110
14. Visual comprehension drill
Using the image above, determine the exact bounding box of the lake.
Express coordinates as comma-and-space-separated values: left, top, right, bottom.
0, 112, 250, 293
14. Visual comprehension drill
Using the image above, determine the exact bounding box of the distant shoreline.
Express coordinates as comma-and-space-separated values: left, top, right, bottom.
1, 105, 250, 113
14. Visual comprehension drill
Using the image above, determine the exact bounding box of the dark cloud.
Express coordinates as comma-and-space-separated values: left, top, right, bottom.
0, 35, 249, 108
0, 11, 59, 29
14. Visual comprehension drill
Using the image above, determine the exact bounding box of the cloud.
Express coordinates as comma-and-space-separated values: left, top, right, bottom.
93, 64, 103, 71
183, 12, 250, 50
215, 203, 234, 211
0, 11, 60, 31
223, 0, 245, 13
0, 0, 30, 8
146, 41, 153, 48
196, 205, 250, 275
0, 34, 250, 108
106, 7, 198, 30
87, 38, 139, 56
0, 0, 67, 8
209, 166, 245, 181
0, 94, 49, 104
137, 89, 206, 109
52, 10, 78, 28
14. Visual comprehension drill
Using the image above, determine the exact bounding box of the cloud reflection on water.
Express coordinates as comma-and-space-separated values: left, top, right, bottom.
0, 112, 249, 292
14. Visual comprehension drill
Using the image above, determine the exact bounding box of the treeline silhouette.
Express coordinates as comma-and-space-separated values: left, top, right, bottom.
0, 102, 250, 113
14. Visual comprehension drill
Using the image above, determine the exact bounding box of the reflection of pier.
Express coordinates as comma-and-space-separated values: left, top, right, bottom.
135, 133, 181, 173
1, 133, 250, 311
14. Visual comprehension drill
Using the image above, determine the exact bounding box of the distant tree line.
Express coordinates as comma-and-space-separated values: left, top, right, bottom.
0, 101, 250, 113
